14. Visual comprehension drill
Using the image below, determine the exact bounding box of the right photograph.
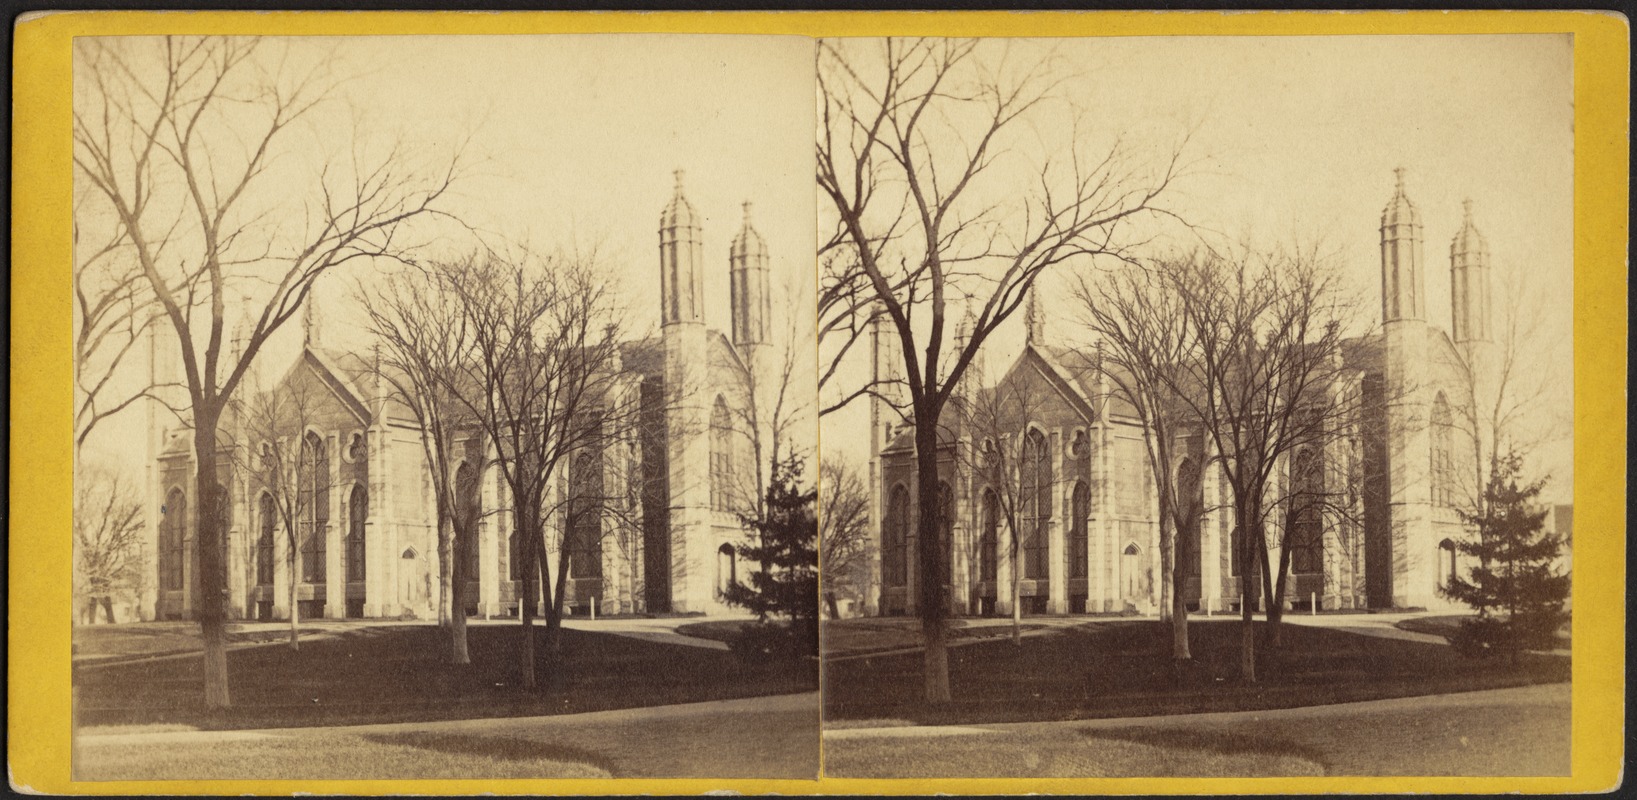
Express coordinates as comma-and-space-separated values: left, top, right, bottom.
815, 35, 1574, 779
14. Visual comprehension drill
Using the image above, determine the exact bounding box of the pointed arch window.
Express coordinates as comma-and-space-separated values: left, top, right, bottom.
299, 432, 328, 584
1289, 448, 1323, 575
162, 488, 186, 590
1437, 538, 1459, 589
257, 493, 276, 586
884, 485, 909, 588
347, 485, 367, 582
455, 462, 482, 583
1021, 429, 1052, 580
979, 489, 999, 583
1070, 481, 1090, 579
568, 451, 604, 580
1176, 458, 1204, 577
710, 397, 733, 512
1431, 393, 1455, 507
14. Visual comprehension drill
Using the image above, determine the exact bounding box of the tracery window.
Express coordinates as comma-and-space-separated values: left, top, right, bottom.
1431, 393, 1455, 507
710, 397, 733, 512
1021, 428, 1052, 580
257, 493, 275, 587
299, 432, 328, 584
162, 488, 186, 590
456, 462, 482, 582
979, 489, 999, 583
1288, 448, 1323, 575
568, 451, 604, 580
1069, 481, 1090, 579
884, 485, 909, 587
347, 485, 367, 582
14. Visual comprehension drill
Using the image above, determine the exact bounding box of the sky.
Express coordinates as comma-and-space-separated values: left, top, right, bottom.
78, 34, 818, 471
817, 34, 1575, 501
77, 33, 1574, 502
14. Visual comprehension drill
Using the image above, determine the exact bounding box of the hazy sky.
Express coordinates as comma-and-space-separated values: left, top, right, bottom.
78, 33, 1574, 500
80, 33, 818, 469
819, 34, 1575, 500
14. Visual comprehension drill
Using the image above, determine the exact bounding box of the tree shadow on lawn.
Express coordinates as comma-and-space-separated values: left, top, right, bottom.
823, 620, 1569, 726
75, 625, 817, 731
357, 731, 619, 775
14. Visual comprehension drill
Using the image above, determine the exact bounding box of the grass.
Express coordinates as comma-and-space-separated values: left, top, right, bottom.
1396, 613, 1573, 648
76, 694, 822, 780
823, 618, 1569, 725
72, 622, 329, 661
74, 623, 816, 731
74, 731, 611, 781
824, 730, 1324, 778
673, 619, 759, 643
821, 617, 1048, 657
823, 683, 1570, 777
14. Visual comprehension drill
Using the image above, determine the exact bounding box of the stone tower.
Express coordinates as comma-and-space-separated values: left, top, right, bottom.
1450, 199, 1496, 405
730, 200, 772, 371
1379, 167, 1434, 608
659, 169, 712, 612
868, 304, 906, 614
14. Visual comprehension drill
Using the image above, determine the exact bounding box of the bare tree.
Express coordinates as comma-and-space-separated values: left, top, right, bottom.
356, 265, 481, 664
1069, 265, 1205, 662
73, 35, 461, 706
955, 377, 1056, 646
232, 370, 341, 651
817, 37, 1189, 703
1157, 245, 1365, 680
74, 466, 147, 625
444, 249, 632, 690
818, 454, 872, 620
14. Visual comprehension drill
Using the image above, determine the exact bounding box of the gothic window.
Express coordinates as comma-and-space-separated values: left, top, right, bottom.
347, 485, 367, 582
256, 493, 275, 587
1176, 457, 1203, 577
884, 485, 909, 587
299, 432, 328, 584
456, 462, 482, 582
1021, 429, 1052, 580
162, 488, 186, 590
568, 451, 603, 580
1121, 542, 1143, 598
1289, 448, 1323, 575
1431, 393, 1455, 507
711, 397, 733, 512
979, 489, 999, 583
1070, 481, 1090, 579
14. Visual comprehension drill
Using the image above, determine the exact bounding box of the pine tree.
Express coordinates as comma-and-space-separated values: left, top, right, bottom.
725, 457, 819, 657
1443, 450, 1570, 659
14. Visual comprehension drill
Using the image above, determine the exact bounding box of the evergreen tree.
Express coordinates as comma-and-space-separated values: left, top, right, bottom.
1443, 450, 1570, 659
726, 456, 819, 657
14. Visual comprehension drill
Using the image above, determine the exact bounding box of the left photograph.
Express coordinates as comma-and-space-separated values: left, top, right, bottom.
71, 34, 819, 780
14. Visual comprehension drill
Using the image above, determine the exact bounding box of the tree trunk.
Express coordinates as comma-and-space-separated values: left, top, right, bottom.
1268, 535, 1293, 650
913, 419, 952, 705
437, 515, 452, 629
1236, 501, 1257, 683
101, 596, 116, 624
288, 545, 301, 650
1171, 517, 1192, 662
516, 501, 537, 690
1010, 529, 1022, 647
1158, 511, 1176, 625
448, 516, 470, 665
193, 432, 231, 709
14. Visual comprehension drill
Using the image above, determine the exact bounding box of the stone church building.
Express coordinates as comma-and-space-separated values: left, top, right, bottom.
866, 170, 1497, 618
146, 173, 775, 622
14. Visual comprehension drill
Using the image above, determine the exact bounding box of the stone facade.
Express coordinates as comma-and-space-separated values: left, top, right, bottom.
867, 171, 1497, 617
147, 173, 773, 622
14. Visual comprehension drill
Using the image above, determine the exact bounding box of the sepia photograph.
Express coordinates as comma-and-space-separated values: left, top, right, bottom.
69, 33, 820, 781
815, 34, 1577, 779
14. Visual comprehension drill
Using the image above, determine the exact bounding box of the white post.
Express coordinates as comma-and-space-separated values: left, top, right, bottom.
1311, 592, 1317, 616
591, 596, 598, 620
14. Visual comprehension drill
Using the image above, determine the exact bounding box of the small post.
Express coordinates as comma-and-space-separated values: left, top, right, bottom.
1310, 592, 1317, 616
591, 596, 597, 620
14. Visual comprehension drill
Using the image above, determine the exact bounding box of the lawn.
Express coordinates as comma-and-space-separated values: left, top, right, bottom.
823, 618, 1569, 725
74, 624, 817, 731
824, 683, 1570, 778
72, 622, 331, 662
821, 617, 1048, 657
1395, 613, 1572, 648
